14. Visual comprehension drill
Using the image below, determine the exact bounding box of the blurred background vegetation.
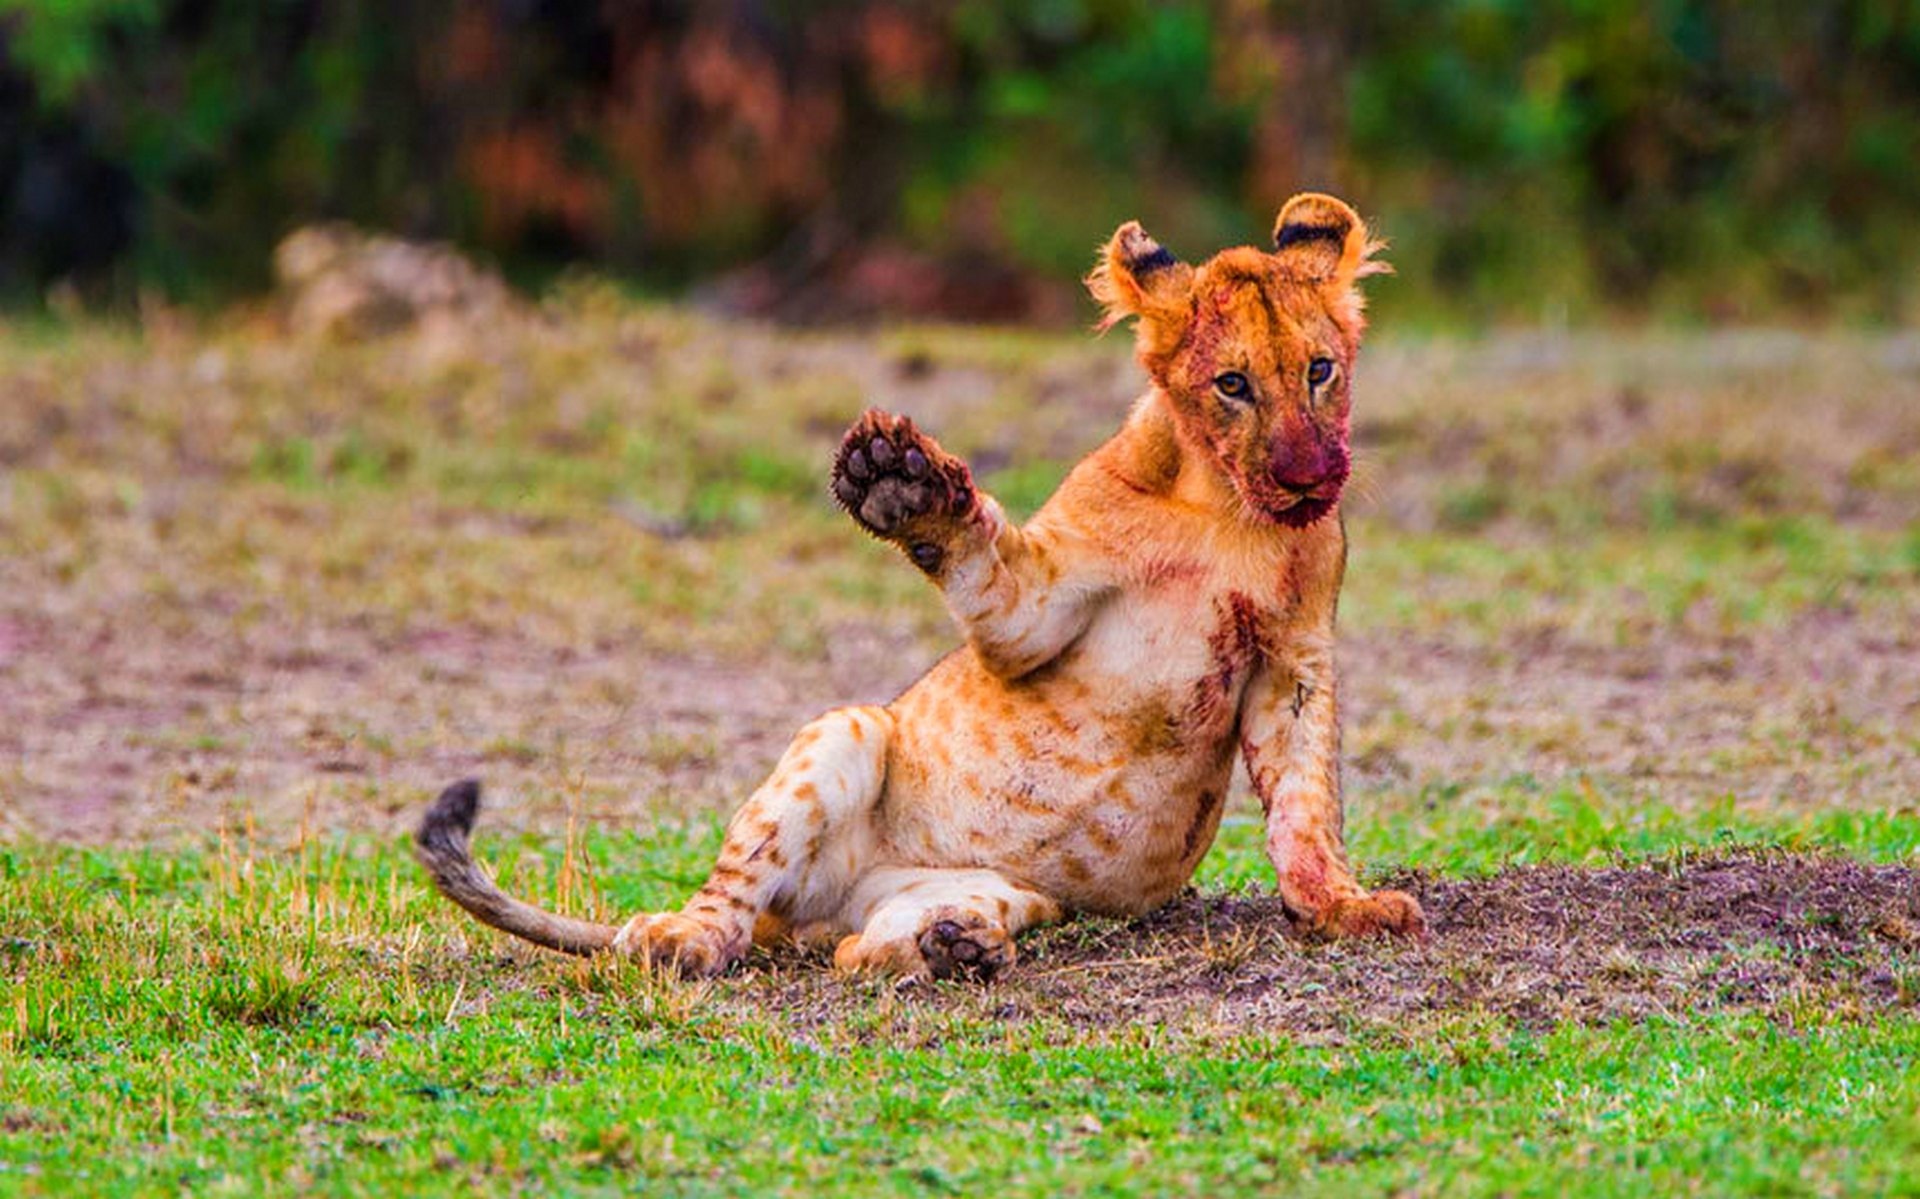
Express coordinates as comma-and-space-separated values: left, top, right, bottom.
2, 0, 1918, 325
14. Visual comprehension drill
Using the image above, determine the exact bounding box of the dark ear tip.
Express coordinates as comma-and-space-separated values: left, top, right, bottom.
1114, 222, 1177, 275
1273, 222, 1349, 252
1130, 245, 1178, 274
1271, 193, 1359, 252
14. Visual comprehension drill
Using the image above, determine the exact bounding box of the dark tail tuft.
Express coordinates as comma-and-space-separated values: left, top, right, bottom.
418, 777, 483, 856
413, 778, 620, 957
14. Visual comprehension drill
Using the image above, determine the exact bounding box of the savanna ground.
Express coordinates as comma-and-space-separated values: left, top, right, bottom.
2, 291, 1919, 1194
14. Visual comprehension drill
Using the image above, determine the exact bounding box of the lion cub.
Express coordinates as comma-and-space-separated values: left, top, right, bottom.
419, 193, 1425, 979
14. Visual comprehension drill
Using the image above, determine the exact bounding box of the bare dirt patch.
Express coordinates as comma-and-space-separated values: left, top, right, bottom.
6, 580, 1913, 844
0, 588, 919, 842
1342, 613, 1920, 815
727, 853, 1919, 1035
3, 320, 1917, 844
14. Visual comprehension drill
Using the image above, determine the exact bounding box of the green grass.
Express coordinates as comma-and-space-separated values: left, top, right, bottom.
12, 1010, 1920, 1195
1199, 781, 1920, 891
5, 828, 1919, 1195
1345, 517, 1920, 637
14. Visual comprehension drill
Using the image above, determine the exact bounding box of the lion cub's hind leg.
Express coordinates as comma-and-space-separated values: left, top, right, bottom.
613, 706, 891, 975
832, 867, 1064, 982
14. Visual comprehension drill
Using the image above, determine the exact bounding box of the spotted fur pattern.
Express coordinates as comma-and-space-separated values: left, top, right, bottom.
417, 192, 1424, 979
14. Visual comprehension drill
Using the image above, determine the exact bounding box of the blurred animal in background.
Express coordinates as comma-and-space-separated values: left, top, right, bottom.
272, 223, 519, 342
418, 192, 1426, 982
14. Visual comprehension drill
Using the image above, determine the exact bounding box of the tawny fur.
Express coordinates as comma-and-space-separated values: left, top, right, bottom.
417, 192, 1425, 981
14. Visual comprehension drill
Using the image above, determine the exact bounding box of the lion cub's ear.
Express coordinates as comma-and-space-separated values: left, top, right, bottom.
1272, 192, 1389, 328
1272, 193, 1389, 284
1086, 221, 1193, 363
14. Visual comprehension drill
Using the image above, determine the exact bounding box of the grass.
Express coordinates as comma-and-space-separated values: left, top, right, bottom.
4, 831, 1918, 1195
13, 1012, 1920, 1194
1200, 781, 1920, 890
2, 300, 1918, 1192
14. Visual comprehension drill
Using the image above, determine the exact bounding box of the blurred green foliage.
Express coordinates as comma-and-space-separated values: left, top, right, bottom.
2, 0, 1918, 322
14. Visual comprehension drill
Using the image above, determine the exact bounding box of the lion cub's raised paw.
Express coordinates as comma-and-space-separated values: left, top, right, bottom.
831, 409, 976, 571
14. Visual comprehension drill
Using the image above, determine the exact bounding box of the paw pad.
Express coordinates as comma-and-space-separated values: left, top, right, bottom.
916, 911, 1014, 982
831, 410, 974, 557
909, 542, 944, 571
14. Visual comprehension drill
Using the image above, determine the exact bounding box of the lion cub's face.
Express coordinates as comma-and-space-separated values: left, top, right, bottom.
1088, 194, 1388, 527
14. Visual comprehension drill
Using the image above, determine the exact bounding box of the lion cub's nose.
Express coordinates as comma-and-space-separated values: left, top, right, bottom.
1271, 463, 1343, 494
1269, 440, 1350, 494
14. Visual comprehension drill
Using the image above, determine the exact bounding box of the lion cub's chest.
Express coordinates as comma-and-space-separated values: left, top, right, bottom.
885, 553, 1299, 911
1071, 573, 1280, 742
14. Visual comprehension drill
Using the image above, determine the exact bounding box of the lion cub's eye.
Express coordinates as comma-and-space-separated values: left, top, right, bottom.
1307, 357, 1335, 388
1213, 371, 1252, 402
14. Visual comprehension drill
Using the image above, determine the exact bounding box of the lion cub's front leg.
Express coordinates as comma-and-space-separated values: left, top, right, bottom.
831, 409, 1109, 679
1242, 652, 1426, 940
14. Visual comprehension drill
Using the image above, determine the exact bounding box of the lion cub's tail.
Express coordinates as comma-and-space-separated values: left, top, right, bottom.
415, 779, 620, 956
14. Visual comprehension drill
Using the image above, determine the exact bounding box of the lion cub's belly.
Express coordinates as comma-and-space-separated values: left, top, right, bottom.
882, 594, 1259, 915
